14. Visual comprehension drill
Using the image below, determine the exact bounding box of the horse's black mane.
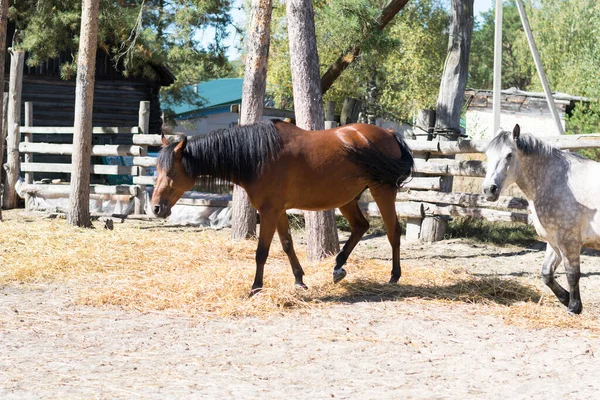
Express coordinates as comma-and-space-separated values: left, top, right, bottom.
157, 120, 283, 186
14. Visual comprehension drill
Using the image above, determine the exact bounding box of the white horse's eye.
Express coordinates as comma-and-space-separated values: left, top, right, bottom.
506, 153, 513, 160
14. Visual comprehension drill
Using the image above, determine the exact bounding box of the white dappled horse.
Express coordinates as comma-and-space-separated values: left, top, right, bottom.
483, 124, 600, 314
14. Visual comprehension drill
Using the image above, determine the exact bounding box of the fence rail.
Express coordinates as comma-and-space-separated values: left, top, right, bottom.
378, 132, 600, 238
15, 107, 600, 232
18, 101, 150, 213
20, 126, 141, 135
20, 183, 138, 196
19, 142, 144, 156
404, 133, 600, 154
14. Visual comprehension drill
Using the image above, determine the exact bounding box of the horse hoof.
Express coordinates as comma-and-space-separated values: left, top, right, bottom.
333, 268, 347, 284
249, 287, 262, 297
389, 275, 400, 284
567, 303, 583, 315
295, 282, 308, 290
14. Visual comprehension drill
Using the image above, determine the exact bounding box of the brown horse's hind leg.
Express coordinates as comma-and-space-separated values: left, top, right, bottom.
276, 214, 307, 289
251, 209, 280, 294
541, 245, 569, 307
370, 185, 402, 283
333, 199, 370, 283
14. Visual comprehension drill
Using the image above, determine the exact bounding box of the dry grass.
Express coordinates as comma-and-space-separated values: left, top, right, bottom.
1, 210, 599, 333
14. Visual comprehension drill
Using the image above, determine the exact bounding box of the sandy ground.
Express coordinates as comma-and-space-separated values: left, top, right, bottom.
2, 228, 600, 399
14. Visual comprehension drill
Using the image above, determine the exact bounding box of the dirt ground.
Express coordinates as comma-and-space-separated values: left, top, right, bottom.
2, 219, 600, 399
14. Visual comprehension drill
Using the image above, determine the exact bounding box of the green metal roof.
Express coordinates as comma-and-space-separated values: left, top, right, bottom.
171, 78, 243, 116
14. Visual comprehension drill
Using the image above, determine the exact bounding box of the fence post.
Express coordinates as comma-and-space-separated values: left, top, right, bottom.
23, 102, 33, 210
324, 100, 337, 129
135, 101, 150, 215
340, 97, 361, 125
405, 109, 436, 241
0, 92, 7, 217
3, 49, 24, 209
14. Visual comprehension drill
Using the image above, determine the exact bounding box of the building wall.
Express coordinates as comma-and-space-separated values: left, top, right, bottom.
173, 112, 240, 136
466, 108, 566, 140
464, 90, 572, 140
20, 76, 163, 134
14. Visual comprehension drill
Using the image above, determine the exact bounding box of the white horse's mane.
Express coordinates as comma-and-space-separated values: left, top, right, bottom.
487, 130, 561, 158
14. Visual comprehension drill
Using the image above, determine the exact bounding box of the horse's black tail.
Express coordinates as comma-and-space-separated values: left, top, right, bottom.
343, 130, 414, 187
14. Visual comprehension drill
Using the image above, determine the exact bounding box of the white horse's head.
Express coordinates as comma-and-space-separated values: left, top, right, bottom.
482, 124, 522, 201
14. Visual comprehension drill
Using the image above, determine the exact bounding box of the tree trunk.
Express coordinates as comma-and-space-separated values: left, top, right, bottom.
135, 101, 150, 215
320, 0, 410, 95
287, 0, 339, 260
67, 0, 100, 228
421, 0, 474, 242
231, 0, 272, 240
23, 102, 33, 211
0, 93, 6, 218
0, 0, 8, 218
3, 50, 24, 209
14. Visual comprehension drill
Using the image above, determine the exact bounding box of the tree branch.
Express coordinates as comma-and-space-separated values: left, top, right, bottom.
320, 0, 410, 95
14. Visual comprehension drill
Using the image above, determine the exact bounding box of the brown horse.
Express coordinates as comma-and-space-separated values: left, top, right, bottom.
151, 119, 413, 293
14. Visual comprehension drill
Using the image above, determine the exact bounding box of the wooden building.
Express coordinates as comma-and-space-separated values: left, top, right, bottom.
2, 25, 175, 185
5, 24, 175, 136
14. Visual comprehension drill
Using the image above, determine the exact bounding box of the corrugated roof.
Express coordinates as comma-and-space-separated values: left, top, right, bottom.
171, 78, 243, 116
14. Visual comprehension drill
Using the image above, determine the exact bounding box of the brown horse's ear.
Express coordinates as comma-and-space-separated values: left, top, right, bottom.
161, 133, 169, 147
173, 136, 187, 159
512, 124, 521, 141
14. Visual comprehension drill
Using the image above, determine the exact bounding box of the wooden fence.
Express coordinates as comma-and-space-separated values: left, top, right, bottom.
18, 101, 151, 214
395, 133, 600, 240
119, 130, 600, 228
14, 106, 600, 239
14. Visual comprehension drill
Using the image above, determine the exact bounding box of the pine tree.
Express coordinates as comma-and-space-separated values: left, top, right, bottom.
8, 0, 235, 115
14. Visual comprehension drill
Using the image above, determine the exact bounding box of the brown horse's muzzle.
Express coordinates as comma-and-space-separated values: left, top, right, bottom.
152, 201, 172, 218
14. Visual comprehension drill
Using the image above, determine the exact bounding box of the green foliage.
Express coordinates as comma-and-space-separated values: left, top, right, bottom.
526, 0, 600, 97
264, 1, 293, 109
9, 0, 236, 115
468, 0, 600, 98
265, 0, 450, 120
377, 0, 449, 118
446, 217, 539, 246
567, 101, 600, 161
468, 0, 600, 143
531, 0, 600, 159
468, 2, 533, 90
316, 0, 401, 112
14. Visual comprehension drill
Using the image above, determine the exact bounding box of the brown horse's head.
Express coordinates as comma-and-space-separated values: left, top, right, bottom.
151, 134, 196, 218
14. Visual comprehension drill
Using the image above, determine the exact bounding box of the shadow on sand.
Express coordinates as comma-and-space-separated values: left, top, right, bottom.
316, 276, 542, 307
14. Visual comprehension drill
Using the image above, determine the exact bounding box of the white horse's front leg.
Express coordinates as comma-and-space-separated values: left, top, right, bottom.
541, 244, 569, 307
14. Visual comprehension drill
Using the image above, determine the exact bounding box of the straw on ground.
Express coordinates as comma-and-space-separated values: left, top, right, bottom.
1, 210, 598, 333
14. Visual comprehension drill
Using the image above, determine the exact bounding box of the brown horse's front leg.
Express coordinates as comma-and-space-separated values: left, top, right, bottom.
276, 214, 307, 289
251, 209, 280, 295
